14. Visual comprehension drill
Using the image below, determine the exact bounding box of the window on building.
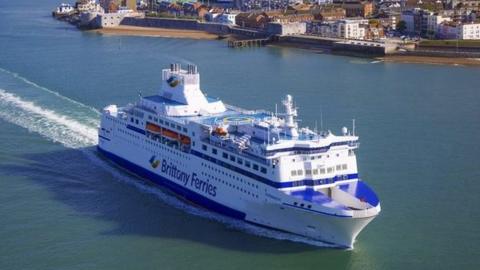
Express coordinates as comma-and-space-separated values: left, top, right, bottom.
202, 144, 207, 151
336, 165, 342, 171
222, 152, 228, 159
253, 164, 259, 171
297, 169, 303, 176
305, 169, 312, 175
245, 161, 251, 168
212, 148, 217, 155
230, 155, 235, 162
260, 167, 267, 174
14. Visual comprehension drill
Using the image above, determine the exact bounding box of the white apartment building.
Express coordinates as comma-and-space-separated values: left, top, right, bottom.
336, 19, 368, 39
459, 23, 480, 39
425, 13, 451, 35
310, 19, 368, 40
437, 22, 480, 39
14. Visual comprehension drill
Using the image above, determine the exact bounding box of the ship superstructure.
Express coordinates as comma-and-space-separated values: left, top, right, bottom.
98, 63, 380, 248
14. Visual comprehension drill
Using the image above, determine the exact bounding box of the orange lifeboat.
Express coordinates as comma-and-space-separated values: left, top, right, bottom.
146, 122, 162, 133
180, 135, 191, 145
214, 126, 227, 136
161, 128, 179, 140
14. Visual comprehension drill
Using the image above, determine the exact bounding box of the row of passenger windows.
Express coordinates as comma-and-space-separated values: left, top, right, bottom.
145, 137, 191, 160
200, 164, 259, 199
291, 164, 348, 177
201, 162, 259, 189
147, 115, 188, 133
201, 144, 267, 174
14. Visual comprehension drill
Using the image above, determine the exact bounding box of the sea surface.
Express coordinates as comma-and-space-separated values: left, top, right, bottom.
1, 1, 480, 269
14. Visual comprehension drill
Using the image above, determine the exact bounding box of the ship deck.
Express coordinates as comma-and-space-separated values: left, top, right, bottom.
289, 189, 349, 210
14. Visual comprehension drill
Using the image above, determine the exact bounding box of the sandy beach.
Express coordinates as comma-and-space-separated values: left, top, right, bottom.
92, 25, 221, 40
379, 55, 480, 67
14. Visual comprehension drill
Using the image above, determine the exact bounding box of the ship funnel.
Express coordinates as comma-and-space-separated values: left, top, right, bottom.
186, 64, 198, 74
170, 63, 182, 72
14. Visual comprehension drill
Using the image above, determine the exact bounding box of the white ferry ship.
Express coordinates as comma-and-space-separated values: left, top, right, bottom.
98, 63, 381, 248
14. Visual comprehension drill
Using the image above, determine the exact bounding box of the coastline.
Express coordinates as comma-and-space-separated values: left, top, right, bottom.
90, 26, 480, 67
91, 25, 221, 40
378, 55, 480, 67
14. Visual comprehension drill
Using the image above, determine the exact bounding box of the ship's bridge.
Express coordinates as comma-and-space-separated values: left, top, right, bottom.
139, 63, 226, 117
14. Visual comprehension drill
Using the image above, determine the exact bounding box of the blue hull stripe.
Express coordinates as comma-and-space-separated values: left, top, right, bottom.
191, 150, 358, 189
98, 135, 111, 141
283, 203, 352, 218
97, 146, 246, 220
266, 141, 358, 155
127, 124, 146, 135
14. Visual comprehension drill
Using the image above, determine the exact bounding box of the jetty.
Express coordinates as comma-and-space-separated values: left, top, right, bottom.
227, 37, 273, 48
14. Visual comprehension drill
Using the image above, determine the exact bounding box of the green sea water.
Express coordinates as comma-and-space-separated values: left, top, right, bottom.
1, 1, 480, 269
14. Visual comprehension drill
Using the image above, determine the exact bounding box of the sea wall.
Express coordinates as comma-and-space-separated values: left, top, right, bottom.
120, 17, 230, 35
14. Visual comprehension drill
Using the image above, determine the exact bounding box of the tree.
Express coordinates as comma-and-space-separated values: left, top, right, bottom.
396, 20, 407, 34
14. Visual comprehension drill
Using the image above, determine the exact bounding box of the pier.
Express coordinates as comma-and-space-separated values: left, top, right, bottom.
227, 37, 273, 48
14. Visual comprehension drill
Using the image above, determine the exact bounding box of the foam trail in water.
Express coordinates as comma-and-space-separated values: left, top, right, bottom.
0, 88, 334, 248
0, 67, 100, 116
0, 89, 98, 148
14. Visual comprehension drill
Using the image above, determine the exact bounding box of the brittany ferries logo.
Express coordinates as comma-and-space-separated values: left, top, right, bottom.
166, 75, 180, 87
149, 155, 160, 168
150, 158, 217, 197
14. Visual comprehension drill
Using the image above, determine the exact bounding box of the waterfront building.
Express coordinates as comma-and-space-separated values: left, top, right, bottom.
312, 5, 347, 21
309, 18, 368, 39
437, 21, 480, 39
235, 12, 269, 28
336, 18, 369, 39
96, 8, 143, 27
425, 12, 451, 37
333, 0, 374, 18
267, 10, 315, 24
401, 8, 453, 37
266, 22, 307, 35
99, 0, 137, 13
76, 0, 104, 13
450, 0, 480, 11
214, 12, 240, 25
53, 3, 75, 17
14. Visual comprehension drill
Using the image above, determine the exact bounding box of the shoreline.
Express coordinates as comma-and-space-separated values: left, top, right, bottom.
91, 25, 221, 40
378, 55, 480, 67
90, 26, 480, 67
